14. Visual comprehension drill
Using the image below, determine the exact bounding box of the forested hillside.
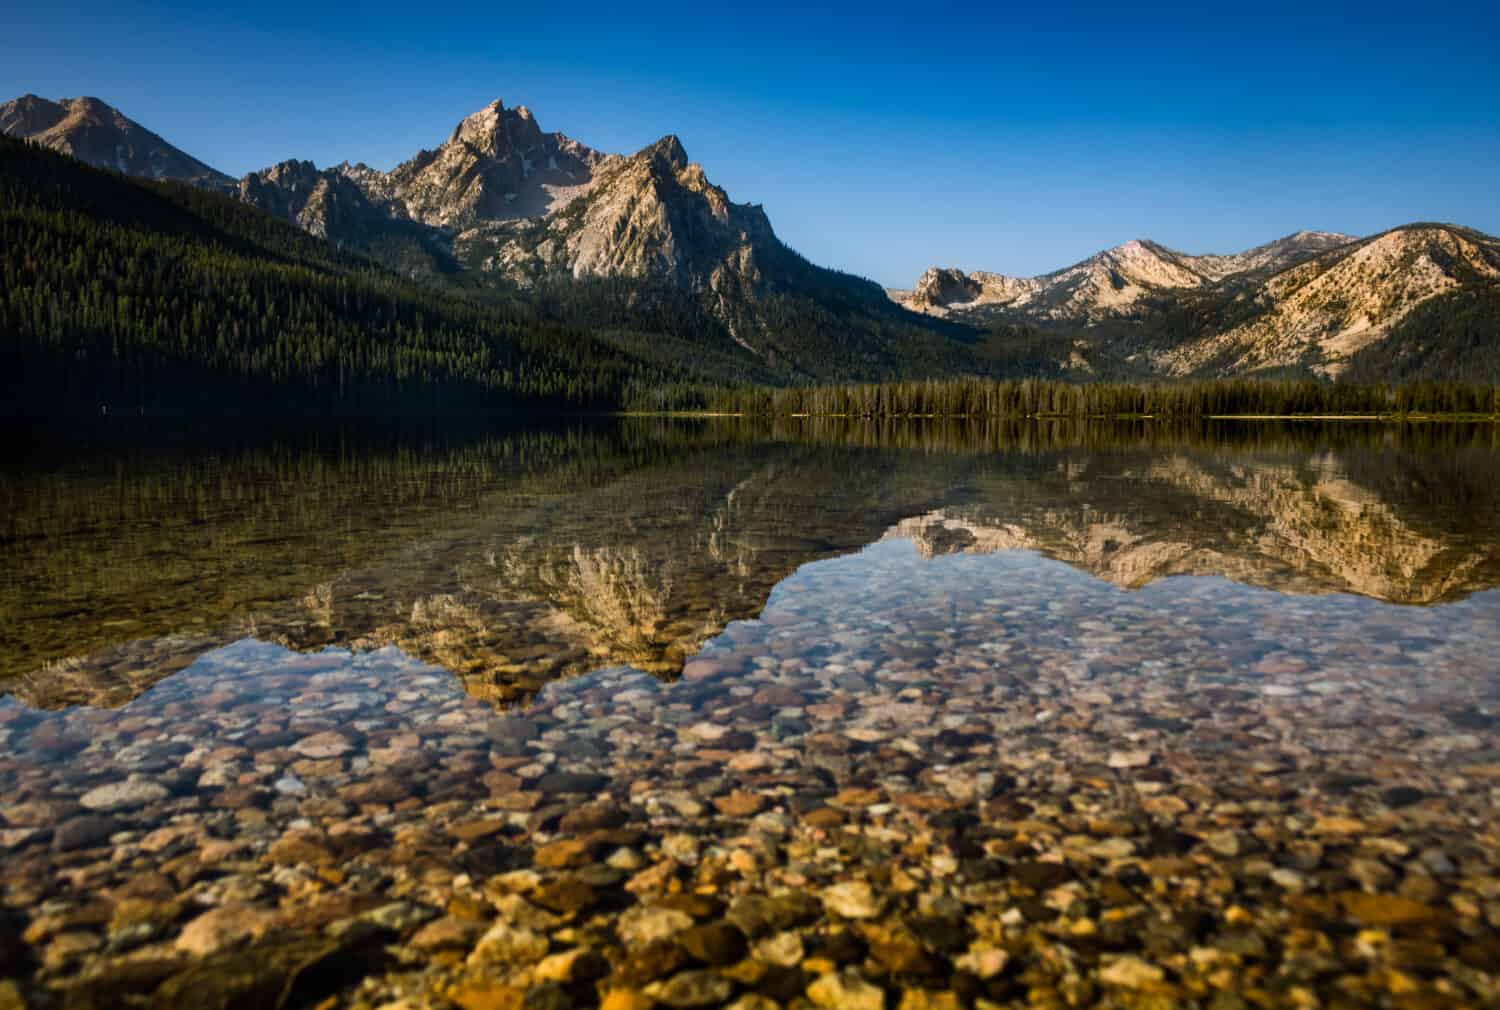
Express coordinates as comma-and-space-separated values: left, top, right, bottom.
0, 138, 702, 414
6, 134, 1500, 417
1342, 284, 1500, 383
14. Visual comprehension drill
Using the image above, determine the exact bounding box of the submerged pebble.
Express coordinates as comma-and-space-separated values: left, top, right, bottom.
3, 436, 1499, 1009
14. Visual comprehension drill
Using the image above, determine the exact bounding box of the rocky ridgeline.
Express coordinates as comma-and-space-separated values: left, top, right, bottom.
7, 92, 1497, 381
1160, 225, 1500, 377
897, 234, 1355, 323
897, 226, 1500, 378
0, 94, 837, 353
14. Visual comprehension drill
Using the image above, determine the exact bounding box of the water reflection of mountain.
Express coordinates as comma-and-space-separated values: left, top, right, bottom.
4, 421, 1499, 711
3, 439, 976, 709
888, 448, 1500, 604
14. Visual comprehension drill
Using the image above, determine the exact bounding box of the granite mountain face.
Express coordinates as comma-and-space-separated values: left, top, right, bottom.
1, 93, 943, 372
1157, 224, 1500, 377
895, 226, 1500, 378
366, 99, 609, 227
5, 92, 1497, 381
893, 232, 1357, 324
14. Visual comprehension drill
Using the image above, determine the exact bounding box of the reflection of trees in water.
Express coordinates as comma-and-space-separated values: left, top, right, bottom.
7, 422, 1500, 710
727, 416, 1500, 456
894, 447, 1500, 605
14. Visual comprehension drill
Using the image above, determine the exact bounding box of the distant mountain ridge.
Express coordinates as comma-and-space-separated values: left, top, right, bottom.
0, 94, 234, 191
1148, 224, 1500, 376
897, 226, 1500, 378
894, 231, 1357, 323
1, 92, 979, 378
4, 92, 1498, 383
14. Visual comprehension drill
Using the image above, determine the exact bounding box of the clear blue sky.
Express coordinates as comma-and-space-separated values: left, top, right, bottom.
7, 2, 1499, 287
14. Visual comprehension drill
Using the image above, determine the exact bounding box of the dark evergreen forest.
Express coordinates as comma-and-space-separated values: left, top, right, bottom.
0, 138, 692, 414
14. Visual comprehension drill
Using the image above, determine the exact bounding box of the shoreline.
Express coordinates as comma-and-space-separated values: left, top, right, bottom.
618, 411, 1500, 422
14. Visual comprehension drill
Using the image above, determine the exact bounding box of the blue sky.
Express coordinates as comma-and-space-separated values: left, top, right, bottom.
7, 2, 1499, 286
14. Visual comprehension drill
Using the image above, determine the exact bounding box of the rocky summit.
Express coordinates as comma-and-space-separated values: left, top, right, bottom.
368, 98, 608, 227
237, 159, 384, 240
460, 134, 779, 294
248, 105, 907, 363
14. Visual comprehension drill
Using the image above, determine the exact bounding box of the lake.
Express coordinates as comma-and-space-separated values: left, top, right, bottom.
3, 419, 1499, 1010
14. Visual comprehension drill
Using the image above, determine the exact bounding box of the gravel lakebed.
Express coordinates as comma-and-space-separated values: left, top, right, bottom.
3, 539, 1499, 1010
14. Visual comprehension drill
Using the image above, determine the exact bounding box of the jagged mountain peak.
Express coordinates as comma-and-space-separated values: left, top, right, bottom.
467, 122, 783, 296
449, 97, 546, 157
639, 134, 690, 171
0, 93, 65, 134
328, 97, 609, 228
3, 94, 113, 127
1187, 230, 1357, 282
1102, 237, 1163, 258
904, 237, 1209, 320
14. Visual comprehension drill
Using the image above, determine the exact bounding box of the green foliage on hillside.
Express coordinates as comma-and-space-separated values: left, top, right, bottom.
972, 323, 1086, 378
520, 253, 993, 383
1343, 285, 1500, 383
0, 137, 690, 414
743, 245, 994, 380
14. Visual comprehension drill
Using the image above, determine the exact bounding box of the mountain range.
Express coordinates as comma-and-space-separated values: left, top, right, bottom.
892, 232, 1357, 323
894, 226, 1500, 378
3, 92, 1499, 384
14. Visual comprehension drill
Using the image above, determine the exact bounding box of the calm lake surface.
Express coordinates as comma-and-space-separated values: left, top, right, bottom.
3, 419, 1499, 1010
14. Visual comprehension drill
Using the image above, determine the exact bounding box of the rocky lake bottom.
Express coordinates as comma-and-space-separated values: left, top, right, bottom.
2, 420, 1499, 1010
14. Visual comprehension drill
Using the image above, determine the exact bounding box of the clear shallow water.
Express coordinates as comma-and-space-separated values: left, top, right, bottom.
2, 420, 1499, 1010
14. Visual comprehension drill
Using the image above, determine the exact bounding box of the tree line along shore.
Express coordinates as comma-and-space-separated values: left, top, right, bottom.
693, 378, 1500, 419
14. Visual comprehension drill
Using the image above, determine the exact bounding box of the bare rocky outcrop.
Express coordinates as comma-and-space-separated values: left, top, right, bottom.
908, 267, 982, 308
894, 225, 1500, 377
227, 101, 788, 313
238, 159, 382, 239
359, 99, 610, 228
894, 232, 1356, 323
469, 133, 778, 295
1161, 224, 1500, 376
2, 94, 792, 318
